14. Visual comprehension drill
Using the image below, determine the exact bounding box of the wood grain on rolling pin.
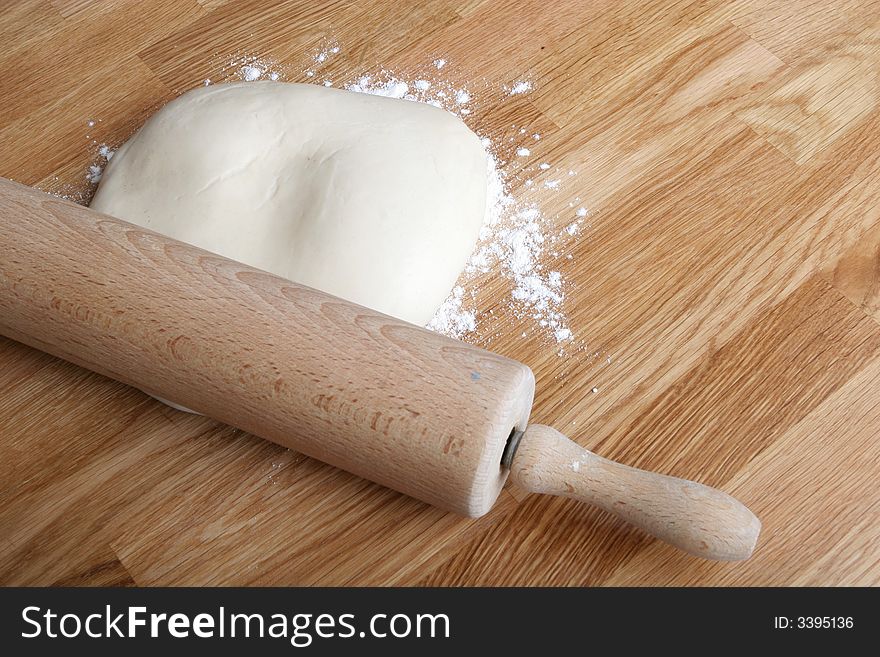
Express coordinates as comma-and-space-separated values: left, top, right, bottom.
0, 178, 534, 516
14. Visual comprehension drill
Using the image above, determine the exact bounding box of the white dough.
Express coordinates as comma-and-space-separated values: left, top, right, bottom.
91, 81, 488, 326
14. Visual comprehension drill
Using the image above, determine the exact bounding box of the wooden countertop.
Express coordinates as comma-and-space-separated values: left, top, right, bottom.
2, 0, 879, 586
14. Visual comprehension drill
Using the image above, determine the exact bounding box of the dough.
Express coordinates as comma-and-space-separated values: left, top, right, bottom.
91, 81, 488, 325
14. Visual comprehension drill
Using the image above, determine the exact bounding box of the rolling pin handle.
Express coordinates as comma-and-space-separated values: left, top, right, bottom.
508, 424, 761, 561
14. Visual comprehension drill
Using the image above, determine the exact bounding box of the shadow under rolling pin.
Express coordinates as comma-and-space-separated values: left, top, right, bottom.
0, 178, 760, 561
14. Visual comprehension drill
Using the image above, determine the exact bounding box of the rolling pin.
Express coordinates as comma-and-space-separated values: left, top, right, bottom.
0, 177, 760, 560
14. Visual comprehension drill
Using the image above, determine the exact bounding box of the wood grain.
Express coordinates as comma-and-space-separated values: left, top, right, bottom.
735, 19, 880, 164
604, 348, 880, 585
728, 0, 880, 64
821, 221, 880, 321
2, 0, 880, 585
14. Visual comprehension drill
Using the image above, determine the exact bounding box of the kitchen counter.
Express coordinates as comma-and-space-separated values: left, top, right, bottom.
1, 0, 879, 585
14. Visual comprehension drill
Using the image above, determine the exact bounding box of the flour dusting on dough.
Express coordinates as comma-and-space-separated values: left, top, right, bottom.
72, 48, 583, 349
341, 67, 577, 346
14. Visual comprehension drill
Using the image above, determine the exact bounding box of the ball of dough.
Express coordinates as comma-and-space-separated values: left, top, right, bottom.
91, 81, 488, 325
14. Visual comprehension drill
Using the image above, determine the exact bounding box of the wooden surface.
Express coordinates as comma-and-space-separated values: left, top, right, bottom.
1, 0, 879, 585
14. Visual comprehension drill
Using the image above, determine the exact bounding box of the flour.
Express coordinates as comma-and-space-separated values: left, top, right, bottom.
340, 68, 574, 344
242, 66, 263, 82
77, 49, 581, 348
229, 46, 338, 83
85, 143, 116, 185
346, 76, 411, 99
314, 45, 339, 64
304, 43, 341, 78
218, 54, 286, 83
428, 286, 477, 337
508, 81, 533, 95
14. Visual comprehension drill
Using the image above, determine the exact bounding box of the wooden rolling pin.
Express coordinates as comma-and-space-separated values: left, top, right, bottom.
0, 177, 760, 560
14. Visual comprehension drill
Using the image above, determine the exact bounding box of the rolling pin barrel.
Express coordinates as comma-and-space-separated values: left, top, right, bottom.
0, 178, 534, 516
0, 178, 760, 560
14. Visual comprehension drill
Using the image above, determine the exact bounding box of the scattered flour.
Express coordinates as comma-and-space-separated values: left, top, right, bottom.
85, 144, 117, 185
87, 165, 102, 184
345, 75, 411, 99
242, 65, 263, 82
220, 54, 287, 83
508, 80, 533, 95
341, 69, 575, 344
339, 68, 580, 344
554, 328, 572, 342
427, 286, 476, 337
76, 49, 584, 349
303, 42, 341, 78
